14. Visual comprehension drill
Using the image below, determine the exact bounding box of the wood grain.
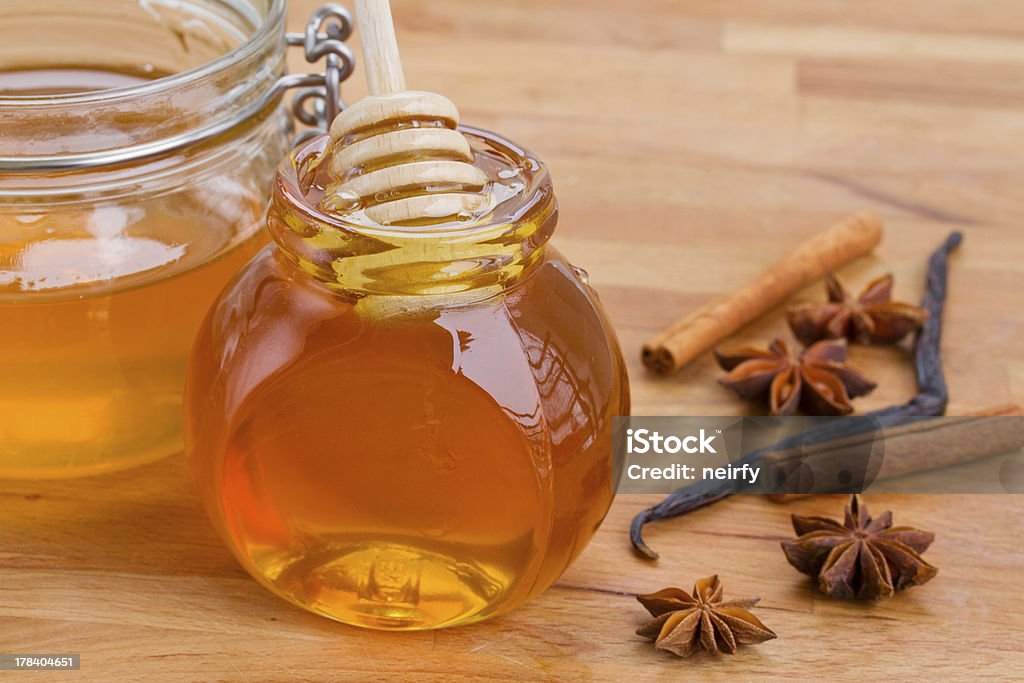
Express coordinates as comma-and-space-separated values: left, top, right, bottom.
2, 0, 1023, 679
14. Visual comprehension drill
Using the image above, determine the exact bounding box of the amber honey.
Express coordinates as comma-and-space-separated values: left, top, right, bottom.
0, 66, 276, 478
0, 213, 266, 478
186, 131, 629, 629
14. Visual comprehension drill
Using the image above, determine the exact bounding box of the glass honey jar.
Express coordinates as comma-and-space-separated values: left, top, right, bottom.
0, 0, 351, 478
185, 128, 630, 630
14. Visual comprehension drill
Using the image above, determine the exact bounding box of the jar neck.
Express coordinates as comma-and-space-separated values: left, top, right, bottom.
268, 130, 558, 302
0, 0, 286, 177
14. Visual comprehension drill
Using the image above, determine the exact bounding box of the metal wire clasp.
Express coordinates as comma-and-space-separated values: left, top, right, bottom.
284, 3, 357, 146
0, 3, 357, 172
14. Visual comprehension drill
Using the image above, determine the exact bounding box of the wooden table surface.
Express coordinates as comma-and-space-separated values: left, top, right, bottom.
3, 1, 1024, 680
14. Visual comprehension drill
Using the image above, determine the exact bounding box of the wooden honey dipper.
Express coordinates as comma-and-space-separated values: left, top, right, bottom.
323, 0, 491, 227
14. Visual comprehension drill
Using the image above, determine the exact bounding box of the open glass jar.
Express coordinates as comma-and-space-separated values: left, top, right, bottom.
185, 130, 630, 630
0, 1, 350, 478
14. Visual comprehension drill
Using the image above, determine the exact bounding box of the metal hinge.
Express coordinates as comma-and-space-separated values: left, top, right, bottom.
284, 3, 357, 147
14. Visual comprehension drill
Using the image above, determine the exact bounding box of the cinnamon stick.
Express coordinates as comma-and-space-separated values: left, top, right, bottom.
642, 213, 883, 374
766, 404, 1024, 501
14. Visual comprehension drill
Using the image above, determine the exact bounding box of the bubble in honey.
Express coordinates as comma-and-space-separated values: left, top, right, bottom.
320, 189, 362, 214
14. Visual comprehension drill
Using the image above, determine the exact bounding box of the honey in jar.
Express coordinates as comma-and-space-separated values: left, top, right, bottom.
185, 127, 630, 629
0, 186, 266, 477
0, 0, 294, 478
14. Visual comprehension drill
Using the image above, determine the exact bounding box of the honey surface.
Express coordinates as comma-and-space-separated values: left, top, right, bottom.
0, 66, 161, 96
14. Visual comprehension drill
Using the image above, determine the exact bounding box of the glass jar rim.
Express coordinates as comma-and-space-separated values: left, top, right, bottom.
0, 0, 298, 173
275, 126, 554, 243
0, 0, 287, 109
268, 126, 558, 297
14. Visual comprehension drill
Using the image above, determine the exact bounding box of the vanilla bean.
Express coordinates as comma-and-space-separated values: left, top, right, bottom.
871, 232, 962, 417
630, 232, 963, 560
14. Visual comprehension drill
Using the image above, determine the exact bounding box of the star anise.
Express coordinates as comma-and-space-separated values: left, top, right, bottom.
781, 495, 938, 600
787, 273, 929, 345
714, 338, 876, 416
636, 576, 776, 657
